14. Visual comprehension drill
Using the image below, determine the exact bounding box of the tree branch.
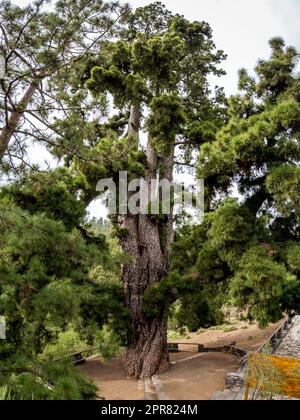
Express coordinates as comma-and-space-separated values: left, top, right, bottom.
174, 161, 196, 168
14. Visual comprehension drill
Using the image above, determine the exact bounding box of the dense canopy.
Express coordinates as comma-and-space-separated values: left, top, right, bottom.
0, 0, 299, 399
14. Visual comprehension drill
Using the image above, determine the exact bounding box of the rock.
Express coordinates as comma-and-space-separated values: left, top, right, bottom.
225, 372, 245, 389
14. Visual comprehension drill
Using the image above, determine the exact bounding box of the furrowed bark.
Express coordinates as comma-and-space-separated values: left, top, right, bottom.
127, 103, 141, 140
122, 211, 170, 379
121, 104, 174, 379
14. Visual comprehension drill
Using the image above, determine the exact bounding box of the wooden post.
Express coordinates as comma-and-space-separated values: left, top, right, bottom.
244, 384, 250, 400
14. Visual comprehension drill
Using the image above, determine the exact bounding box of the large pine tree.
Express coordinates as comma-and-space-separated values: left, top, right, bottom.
75, 3, 226, 378
3, 1, 298, 386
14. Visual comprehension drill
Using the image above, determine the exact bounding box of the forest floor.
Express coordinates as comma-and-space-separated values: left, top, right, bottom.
79, 320, 283, 400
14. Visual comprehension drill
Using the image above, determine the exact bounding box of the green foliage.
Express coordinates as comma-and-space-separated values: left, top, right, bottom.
0, 361, 97, 401
122, 2, 173, 40
80, 264, 132, 346
94, 325, 123, 362
4, 0, 300, 392
0, 169, 87, 230
0, 185, 120, 399
266, 165, 300, 222
0, 0, 127, 170
207, 199, 253, 268
147, 94, 186, 152
84, 0, 226, 183
42, 329, 89, 360
0, 385, 12, 400
143, 271, 224, 330
78, 4, 228, 345
194, 38, 300, 326
0, 201, 100, 357
286, 243, 300, 273
229, 246, 294, 326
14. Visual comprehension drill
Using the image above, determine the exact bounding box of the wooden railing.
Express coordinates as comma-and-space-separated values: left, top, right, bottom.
54, 347, 101, 365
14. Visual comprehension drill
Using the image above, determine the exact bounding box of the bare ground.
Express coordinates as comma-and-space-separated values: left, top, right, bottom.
159, 352, 238, 400
169, 320, 284, 352
79, 320, 283, 401
79, 357, 145, 401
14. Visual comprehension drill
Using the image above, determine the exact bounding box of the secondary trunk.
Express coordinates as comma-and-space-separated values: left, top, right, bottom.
0, 79, 40, 163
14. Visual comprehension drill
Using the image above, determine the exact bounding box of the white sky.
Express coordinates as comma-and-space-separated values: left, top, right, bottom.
10, 0, 300, 217
129, 0, 300, 94
13, 0, 300, 95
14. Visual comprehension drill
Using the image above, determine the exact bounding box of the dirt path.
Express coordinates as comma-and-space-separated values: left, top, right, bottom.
158, 352, 238, 400
79, 357, 145, 400
79, 353, 237, 400
79, 321, 283, 400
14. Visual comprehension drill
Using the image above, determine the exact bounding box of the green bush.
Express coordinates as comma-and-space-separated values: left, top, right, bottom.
1, 361, 97, 401
95, 326, 123, 362
42, 329, 89, 360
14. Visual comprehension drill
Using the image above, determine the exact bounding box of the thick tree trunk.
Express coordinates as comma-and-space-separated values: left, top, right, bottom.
122, 213, 171, 379
124, 314, 170, 379
121, 103, 174, 379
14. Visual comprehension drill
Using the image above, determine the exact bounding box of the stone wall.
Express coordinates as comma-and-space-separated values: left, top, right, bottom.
275, 315, 300, 360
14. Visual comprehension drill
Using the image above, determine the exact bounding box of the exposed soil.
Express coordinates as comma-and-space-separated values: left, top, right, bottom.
169, 320, 284, 352
79, 320, 283, 401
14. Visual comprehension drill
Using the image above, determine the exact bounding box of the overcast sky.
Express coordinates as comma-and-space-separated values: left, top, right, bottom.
13, 0, 300, 95
10, 0, 300, 217
128, 0, 300, 94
